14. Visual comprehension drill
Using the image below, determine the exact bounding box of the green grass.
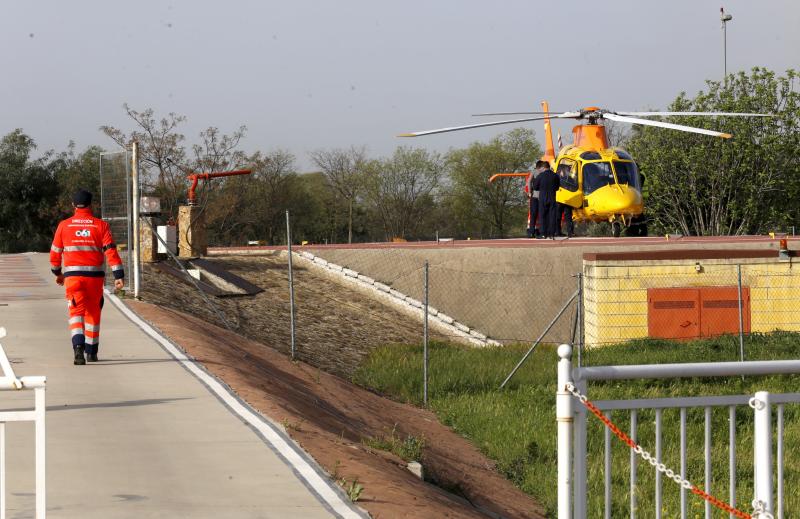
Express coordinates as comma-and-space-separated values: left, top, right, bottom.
353, 333, 800, 518
363, 424, 425, 462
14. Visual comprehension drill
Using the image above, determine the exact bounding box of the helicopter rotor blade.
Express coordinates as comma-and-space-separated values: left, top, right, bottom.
616, 111, 773, 117
399, 112, 581, 137
398, 116, 550, 137
472, 111, 565, 116
603, 113, 733, 139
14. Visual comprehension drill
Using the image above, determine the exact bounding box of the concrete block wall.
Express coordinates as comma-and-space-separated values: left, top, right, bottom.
584, 257, 800, 346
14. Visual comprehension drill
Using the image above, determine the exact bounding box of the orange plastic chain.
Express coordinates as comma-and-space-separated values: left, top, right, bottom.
564, 383, 753, 519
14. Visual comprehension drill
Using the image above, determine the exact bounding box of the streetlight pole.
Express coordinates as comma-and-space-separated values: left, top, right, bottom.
721, 7, 733, 78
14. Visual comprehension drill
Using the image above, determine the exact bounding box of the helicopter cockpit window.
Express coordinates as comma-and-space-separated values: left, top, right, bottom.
615, 150, 632, 160
582, 162, 615, 194
557, 159, 579, 192
613, 161, 640, 190
580, 151, 602, 160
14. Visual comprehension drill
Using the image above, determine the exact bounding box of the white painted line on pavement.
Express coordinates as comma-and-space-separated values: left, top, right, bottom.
104, 290, 367, 519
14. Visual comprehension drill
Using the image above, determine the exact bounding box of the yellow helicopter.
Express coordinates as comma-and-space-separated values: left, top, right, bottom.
400, 102, 770, 236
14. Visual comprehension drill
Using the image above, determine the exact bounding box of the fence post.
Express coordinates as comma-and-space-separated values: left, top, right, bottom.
576, 273, 583, 367
131, 141, 141, 299
737, 264, 745, 362
423, 261, 429, 406
751, 391, 773, 517
286, 210, 296, 361
557, 344, 574, 519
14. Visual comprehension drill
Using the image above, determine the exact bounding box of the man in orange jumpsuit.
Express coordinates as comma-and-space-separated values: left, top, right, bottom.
50, 189, 125, 365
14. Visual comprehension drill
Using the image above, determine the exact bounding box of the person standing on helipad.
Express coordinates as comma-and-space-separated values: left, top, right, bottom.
50, 189, 125, 365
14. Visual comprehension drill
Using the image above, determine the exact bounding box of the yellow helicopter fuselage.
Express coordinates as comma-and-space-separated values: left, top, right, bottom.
547, 122, 643, 224
553, 143, 644, 224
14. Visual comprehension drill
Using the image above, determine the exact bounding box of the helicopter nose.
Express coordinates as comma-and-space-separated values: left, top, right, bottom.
610, 185, 642, 212
591, 185, 643, 214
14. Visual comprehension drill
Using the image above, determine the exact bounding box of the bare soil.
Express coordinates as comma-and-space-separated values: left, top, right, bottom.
127, 300, 546, 519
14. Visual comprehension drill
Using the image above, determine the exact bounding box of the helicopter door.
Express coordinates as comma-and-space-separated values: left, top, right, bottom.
555, 159, 582, 208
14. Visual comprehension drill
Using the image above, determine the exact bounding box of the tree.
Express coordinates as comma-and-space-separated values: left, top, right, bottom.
445, 128, 541, 238
308, 147, 367, 243
626, 68, 800, 235
0, 130, 60, 252
100, 105, 247, 220
101, 105, 188, 219
52, 143, 104, 215
362, 147, 443, 240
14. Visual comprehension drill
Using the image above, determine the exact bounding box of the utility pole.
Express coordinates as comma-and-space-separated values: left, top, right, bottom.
721, 7, 733, 78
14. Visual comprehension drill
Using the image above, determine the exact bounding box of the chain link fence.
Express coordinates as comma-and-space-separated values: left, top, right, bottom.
99, 150, 133, 290
583, 260, 800, 355
130, 204, 800, 387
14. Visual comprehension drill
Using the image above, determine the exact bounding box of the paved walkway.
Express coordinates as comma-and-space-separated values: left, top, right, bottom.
0, 253, 357, 518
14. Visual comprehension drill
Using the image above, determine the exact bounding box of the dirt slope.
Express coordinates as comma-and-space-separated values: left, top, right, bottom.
128, 301, 546, 519
140, 253, 446, 378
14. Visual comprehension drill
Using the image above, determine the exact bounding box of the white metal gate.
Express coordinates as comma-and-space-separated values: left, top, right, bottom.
557, 344, 798, 518
0, 327, 46, 519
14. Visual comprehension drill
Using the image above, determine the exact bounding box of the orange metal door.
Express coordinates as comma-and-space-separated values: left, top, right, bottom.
647, 288, 700, 339
699, 287, 751, 337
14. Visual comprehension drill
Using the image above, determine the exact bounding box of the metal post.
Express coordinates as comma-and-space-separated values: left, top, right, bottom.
729, 406, 737, 518
34, 386, 45, 519
0, 422, 4, 519
603, 412, 611, 519
573, 385, 588, 518
655, 409, 662, 519
630, 409, 638, 519
705, 406, 712, 519
500, 288, 579, 389
423, 261, 429, 406
680, 407, 687, 518
556, 344, 574, 519
737, 264, 745, 362
131, 141, 141, 299
286, 210, 296, 360
577, 273, 583, 367
777, 404, 784, 519
751, 391, 773, 515
723, 20, 727, 77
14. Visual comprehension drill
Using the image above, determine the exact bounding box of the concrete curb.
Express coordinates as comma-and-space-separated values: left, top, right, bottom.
105, 290, 370, 519
287, 251, 500, 347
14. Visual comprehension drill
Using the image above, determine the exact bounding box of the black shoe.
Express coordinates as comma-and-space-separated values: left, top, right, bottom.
87, 352, 98, 362
74, 345, 86, 365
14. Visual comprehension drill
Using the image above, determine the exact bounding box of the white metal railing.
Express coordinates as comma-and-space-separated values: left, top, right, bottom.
0, 327, 46, 519
557, 343, 795, 519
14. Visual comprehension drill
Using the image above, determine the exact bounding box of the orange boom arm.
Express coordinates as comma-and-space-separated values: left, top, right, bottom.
488, 172, 531, 183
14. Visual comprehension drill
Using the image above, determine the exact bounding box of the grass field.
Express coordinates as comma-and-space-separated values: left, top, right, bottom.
353, 333, 800, 518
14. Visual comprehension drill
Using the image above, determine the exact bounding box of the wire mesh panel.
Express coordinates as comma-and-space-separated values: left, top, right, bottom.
99, 150, 132, 289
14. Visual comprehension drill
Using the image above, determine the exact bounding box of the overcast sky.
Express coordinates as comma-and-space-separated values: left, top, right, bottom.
1, 0, 797, 171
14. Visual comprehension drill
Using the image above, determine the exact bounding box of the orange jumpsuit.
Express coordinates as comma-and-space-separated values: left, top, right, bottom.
50, 207, 124, 353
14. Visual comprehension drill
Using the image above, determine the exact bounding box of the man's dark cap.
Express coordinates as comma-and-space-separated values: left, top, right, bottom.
73, 189, 93, 207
